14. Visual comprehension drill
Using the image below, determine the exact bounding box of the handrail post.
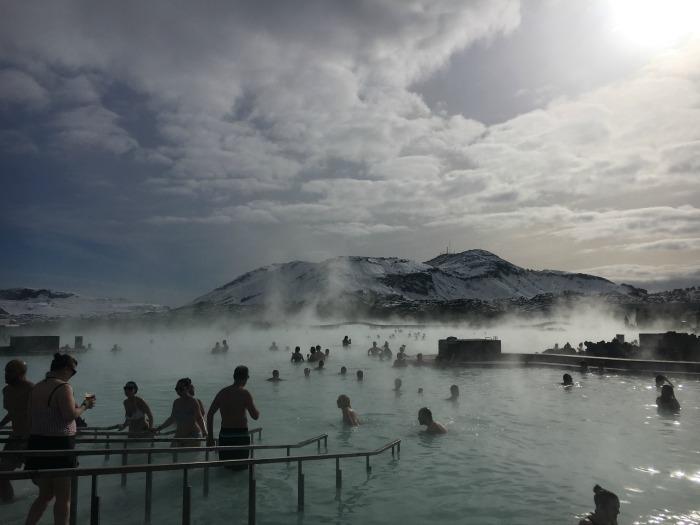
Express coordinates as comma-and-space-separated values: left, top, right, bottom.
335, 457, 342, 490
121, 442, 128, 486
286, 446, 290, 464
366, 455, 371, 473
297, 460, 304, 511
317, 439, 321, 453
182, 468, 191, 525
203, 449, 210, 497
248, 463, 256, 525
70, 474, 78, 525
105, 434, 110, 460
90, 474, 99, 525
145, 452, 153, 524
324, 435, 328, 450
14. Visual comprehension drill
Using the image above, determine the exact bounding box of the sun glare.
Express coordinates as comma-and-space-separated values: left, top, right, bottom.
610, 0, 700, 49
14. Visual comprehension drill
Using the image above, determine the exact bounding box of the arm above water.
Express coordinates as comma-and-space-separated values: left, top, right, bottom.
139, 397, 155, 429
155, 401, 176, 432
246, 391, 260, 420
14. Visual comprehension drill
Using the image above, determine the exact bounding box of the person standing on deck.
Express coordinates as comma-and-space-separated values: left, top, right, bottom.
207, 366, 260, 469
0, 359, 34, 502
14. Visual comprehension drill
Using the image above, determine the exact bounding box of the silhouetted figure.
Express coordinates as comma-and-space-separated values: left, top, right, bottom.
418, 388, 424, 394
418, 407, 447, 434
414, 353, 426, 366
291, 347, 304, 363
24, 354, 95, 525
356, 370, 364, 381
342, 336, 351, 347
578, 485, 620, 525
446, 385, 459, 401
339, 366, 347, 376
393, 378, 402, 392
207, 366, 260, 469
211, 341, 223, 354
303, 368, 311, 377
316, 360, 325, 371
656, 384, 680, 414
337, 395, 360, 426
368, 341, 380, 356
222, 340, 229, 352
155, 378, 207, 446
1, 359, 33, 502
117, 381, 154, 435
266, 370, 284, 382
324, 348, 330, 359
269, 341, 279, 351
397, 345, 407, 361
110, 344, 122, 352
562, 374, 574, 387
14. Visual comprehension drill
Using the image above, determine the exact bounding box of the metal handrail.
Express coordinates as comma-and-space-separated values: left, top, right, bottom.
0, 438, 401, 525
0, 433, 329, 458
0, 427, 263, 444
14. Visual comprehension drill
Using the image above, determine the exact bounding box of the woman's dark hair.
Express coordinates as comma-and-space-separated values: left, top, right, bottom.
176, 377, 192, 389
50, 353, 78, 372
233, 366, 249, 382
593, 485, 619, 508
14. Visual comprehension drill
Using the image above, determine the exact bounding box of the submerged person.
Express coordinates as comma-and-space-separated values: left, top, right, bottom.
25, 353, 95, 525
212, 341, 222, 353
303, 367, 311, 378
656, 384, 681, 414
339, 366, 347, 376
380, 342, 392, 360
342, 335, 351, 347
155, 378, 207, 446
393, 378, 402, 392
0, 359, 34, 502
397, 345, 407, 361
367, 342, 380, 356
336, 395, 360, 426
418, 407, 447, 434
316, 360, 325, 371
357, 370, 364, 381
446, 385, 459, 401
222, 339, 229, 352
116, 381, 154, 435
291, 347, 304, 363
655, 374, 673, 389
269, 341, 279, 351
207, 365, 260, 468
562, 374, 574, 387
266, 370, 284, 382
414, 353, 426, 366
579, 484, 620, 525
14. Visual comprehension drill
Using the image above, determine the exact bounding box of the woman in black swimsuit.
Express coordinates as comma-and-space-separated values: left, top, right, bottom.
579, 484, 620, 525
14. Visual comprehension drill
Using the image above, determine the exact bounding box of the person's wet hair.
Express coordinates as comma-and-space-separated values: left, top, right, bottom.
50, 353, 78, 372
5, 359, 27, 383
419, 407, 432, 420
176, 377, 192, 391
233, 365, 249, 383
272, 370, 279, 377
337, 394, 351, 408
124, 381, 138, 393
356, 370, 364, 380
340, 366, 347, 375
562, 373, 573, 385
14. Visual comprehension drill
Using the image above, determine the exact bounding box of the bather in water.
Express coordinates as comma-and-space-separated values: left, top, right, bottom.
337, 394, 360, 426
579, 484, 620, 525
656, 384, 680, 414
418, 407, 447, 434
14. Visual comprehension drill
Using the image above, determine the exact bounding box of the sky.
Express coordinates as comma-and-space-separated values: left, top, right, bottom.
1, 0, 699, 305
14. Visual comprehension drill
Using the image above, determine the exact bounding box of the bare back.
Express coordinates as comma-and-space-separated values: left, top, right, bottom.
211, 385, 259, 429
2, 380, 33, 436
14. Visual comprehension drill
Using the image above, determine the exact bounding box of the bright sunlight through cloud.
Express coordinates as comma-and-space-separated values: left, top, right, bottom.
610, 0, 700, 49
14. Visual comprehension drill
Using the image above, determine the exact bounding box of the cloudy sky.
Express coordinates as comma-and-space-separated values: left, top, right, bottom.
1, 0, 699, 304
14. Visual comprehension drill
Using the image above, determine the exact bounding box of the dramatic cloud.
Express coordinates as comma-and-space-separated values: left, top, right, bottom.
1, 0, 698, 302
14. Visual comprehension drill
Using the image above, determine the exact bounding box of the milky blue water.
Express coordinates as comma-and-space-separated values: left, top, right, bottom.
1, 323, 699, 524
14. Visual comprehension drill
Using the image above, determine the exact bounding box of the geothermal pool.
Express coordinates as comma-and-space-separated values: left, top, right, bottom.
2, 323, 699, 524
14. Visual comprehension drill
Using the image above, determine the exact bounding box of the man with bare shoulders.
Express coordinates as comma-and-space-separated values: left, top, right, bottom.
207, 366, 260, 467
418, 407, 447, 434
0, 360, 34, 501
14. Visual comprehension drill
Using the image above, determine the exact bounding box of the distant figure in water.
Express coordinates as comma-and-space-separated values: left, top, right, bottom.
418, 407, 447, 434
418, 388, 424, 395
316, 360, 325, 371
394, 378, 402, 392
222, 340, 229, 352
342, 335, 351, 347
212, 342, 222, 353
303, 368, 311, 377
562, 373, 574, 387
117, 381, 154, 435
336, 395, 360, 426
656, 384, 680, 414
446, 385, 459, 401
655, 374, 673, 389
397, 345, 407, 361
207, 365, 260, 467
368, 342, 380, 356
110, 344, 121, 352
269, 341, 278, 351
579, 484, 620, 525
340, 366, 347, 376
415, 353, 426, 366
291, 347, 304, 363
324, 349, 330, 359
156, 378, 207, 446
356, 370, 364, 381
266, 370, 284, 382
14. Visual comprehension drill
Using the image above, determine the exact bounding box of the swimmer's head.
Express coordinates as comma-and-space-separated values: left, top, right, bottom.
316, 345, 321, 351
325, 349, 329, 355
337, 394, 351, 409
272, 370, 279, 378
318, 360, 324, 369
593, 485, 620, 521
304, 368, 311, 376
340, 366, 347, 375
655, 374, 666, 387
233, 366, 249, 384
175, 377, 192, 395
418, 407, 433, 425
295, 346, 301, 353
562, 373, 573, 386
356, 370, 364, 380
418, 388, 424, 394
416, 353, 423, 361
124, 381, 138, 395
394, 378, 402, 389
450, 385, 459, 397
5, 359, 27, 384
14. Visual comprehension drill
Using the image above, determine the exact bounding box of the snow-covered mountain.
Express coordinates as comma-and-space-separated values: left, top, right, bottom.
190, 250, 635, 308
0, 288, 168, 324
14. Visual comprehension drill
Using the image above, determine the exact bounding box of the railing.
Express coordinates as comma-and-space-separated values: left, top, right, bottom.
0, 438, 401, 525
